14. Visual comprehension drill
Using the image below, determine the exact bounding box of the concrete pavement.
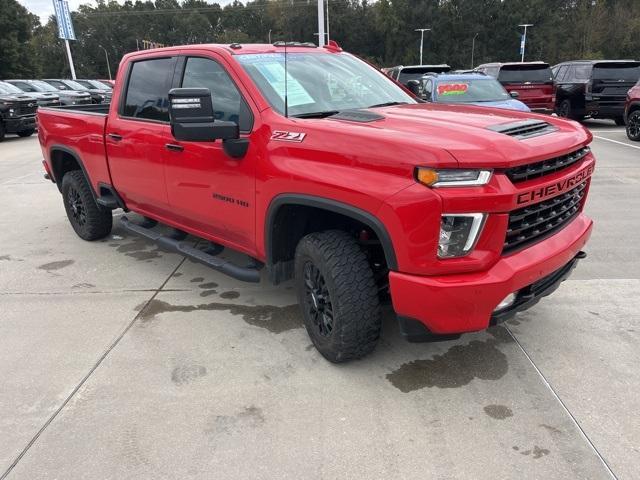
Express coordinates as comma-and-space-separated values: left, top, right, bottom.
0, 125, 637, 479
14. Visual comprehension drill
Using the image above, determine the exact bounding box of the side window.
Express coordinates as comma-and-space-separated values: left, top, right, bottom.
181, 57, 253, 132
486, 67, 499, 78
555, 66, 568, 82
122, 57, 176, 122
565, 66, 577, 82
423, 79, 433, 99
574, 65, 591, 81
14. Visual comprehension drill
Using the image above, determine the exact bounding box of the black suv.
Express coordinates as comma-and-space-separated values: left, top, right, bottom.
386, 64, 451, 87
0, 82, 38, 141
553, 60, 640, 124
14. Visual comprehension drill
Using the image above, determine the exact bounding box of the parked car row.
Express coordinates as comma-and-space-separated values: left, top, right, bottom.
0, 78, 112, 141
384, 59, 640, 141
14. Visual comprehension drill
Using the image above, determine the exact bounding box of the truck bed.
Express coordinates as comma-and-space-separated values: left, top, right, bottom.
52, 103, 111, 114
37, 104, 111, 193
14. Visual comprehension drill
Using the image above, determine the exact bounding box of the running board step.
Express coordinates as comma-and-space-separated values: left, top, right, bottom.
96, 194, 119, 209
119, 216, 261, 283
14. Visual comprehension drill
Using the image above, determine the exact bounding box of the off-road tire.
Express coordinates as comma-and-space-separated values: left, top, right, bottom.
17, 129, 35, 137
61, 170, 112, 240
627, 110, 640, 142
295, 230, 381, 363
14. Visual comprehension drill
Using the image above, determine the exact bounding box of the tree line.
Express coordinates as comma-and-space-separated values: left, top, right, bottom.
1, 0, 639, 79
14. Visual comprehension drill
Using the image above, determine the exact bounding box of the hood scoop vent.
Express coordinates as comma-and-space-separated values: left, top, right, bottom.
330, 110, 385, 123
487, 119, 557, 140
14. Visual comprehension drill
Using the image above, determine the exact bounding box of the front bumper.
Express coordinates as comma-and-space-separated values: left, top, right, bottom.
389, 213, 592, 336
4, 115, 36, 133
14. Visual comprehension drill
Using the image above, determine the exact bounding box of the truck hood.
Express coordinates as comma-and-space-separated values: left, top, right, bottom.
59, 91, 91, 98
0, 94, 37, 102
325, 103, 591, 169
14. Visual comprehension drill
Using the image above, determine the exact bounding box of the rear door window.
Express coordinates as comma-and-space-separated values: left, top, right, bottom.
554, 65, 568, 82
122, 57, 177, 122
498, 65, 553, 84
574, 65, 592, 81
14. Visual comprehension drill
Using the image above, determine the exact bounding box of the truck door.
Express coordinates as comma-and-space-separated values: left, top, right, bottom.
163, 54, 257, 254
106, 55, 177, 217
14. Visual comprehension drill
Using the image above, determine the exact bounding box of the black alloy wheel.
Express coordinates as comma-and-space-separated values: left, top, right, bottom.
67, 185, 87, 227
627, 111, 640, 142
303, 261, 334, 337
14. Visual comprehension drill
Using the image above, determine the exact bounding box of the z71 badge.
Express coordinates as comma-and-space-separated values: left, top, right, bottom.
271, 131, 307, 142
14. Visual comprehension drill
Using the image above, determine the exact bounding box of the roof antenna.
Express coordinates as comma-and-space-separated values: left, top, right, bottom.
284, 41, 289, 118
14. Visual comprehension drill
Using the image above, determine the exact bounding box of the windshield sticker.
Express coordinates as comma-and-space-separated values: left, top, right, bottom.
437, 83, 469, 96
253, 62, 315, 107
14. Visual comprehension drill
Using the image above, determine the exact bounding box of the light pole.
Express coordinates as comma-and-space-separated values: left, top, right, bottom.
415, 28, 431, 66
471, 33, 479, 69
317, 0, 325, 47
518, 24, 533, 62
268, 29, 272, 43
99, 45, 112, 80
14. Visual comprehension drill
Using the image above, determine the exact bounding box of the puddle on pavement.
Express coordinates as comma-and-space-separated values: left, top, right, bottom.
138, 299, 301, 333
205, 406, 265, 436
386, 327, 512, 392
38, 259, 74, 271
112, 237, 162, 261
220, 291, 240, 300
483, 404, 514, 420
171, 364, 207, 385
512, 445, 550, 459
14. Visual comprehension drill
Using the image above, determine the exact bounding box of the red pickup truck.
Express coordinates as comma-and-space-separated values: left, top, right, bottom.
37, 42, 595, 362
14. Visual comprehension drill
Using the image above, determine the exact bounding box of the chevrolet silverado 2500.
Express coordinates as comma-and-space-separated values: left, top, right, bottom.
37, 42, 595, 362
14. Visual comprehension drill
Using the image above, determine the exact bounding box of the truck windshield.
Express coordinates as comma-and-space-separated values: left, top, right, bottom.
31, 81, 58, 92
434, 78, 510, 103
0, 81, 24, 94
64, 80, 90, 90
237, 52, 415, 117
498, 64, 553, 84
592, 63, 640, 82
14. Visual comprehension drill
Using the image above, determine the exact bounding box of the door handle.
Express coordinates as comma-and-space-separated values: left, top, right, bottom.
108, 133, 123, 141
165, 143, 184, 152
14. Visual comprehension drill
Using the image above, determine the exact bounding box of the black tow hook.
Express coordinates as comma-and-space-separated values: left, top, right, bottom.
575, 251, 587, 260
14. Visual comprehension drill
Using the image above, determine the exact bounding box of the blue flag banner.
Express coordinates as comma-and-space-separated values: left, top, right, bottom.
53, 0, 76, 40
519, 34, 525, 55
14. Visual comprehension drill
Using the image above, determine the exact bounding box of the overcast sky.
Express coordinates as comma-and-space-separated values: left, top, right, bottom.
18, 0, 235, 24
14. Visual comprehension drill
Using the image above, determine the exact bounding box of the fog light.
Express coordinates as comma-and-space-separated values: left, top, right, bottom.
438, 213, 485, 258
494, 293, 517, 312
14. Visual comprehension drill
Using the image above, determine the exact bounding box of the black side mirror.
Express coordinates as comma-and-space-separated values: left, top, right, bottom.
406, 80, 421, 95
168, 88, 239, 142
509, 91, 520, 99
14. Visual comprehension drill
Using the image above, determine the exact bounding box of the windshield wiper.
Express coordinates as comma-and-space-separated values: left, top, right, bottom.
367, 101, 408, 108
292, 110, 340, 119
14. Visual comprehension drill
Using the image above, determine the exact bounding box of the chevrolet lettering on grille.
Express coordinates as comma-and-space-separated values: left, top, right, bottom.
517, 164, 594, 205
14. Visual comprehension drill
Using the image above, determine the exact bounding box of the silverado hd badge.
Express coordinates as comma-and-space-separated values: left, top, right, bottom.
271, 131, 307, 142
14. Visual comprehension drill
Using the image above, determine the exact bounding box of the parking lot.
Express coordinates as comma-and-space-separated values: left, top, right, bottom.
0, 123, 638, 479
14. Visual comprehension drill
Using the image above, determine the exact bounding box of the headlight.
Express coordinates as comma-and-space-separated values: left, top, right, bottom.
438, 213, 485, 258
8, 108, 16, 117
416, 168, 492, 187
